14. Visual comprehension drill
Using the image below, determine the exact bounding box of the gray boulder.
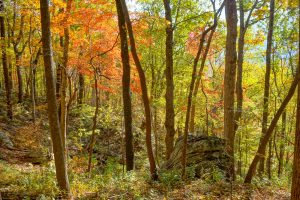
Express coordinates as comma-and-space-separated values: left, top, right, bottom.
162, 134, 230, 177
0, 132, 14, 149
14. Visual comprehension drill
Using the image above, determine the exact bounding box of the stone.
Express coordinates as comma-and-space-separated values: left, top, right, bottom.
161, 134, 230, 177
0, 132, 14, 149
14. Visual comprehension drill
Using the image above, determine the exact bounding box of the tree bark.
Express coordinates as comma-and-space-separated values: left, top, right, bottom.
60, 0, 72, 156
116, 0, 134, 171
0, 1, 13, 119
163, 0, 176, 160
291, 2, 300, 198
87, 69, 99, 174
11, 14, 26, 104
119, 0, 158, 180
258, 0, 275, 175
224, 0, 238, 180
39, 0, 70, 195
16, 53, 23, 103
278, 110, 286, 177
78, 73, 84, 104
30, 48, 41, 123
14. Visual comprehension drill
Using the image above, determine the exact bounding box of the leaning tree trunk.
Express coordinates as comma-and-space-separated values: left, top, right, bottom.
258, 0, 275, 175
0, 0, 13, 119
224, 0, 238, 181
39, 0, 70, 196
120, 0, 158, 180
189, 26, 216, 133
116, 0, 134, 171
244, 69, 300, 183
163, 0, 176, 160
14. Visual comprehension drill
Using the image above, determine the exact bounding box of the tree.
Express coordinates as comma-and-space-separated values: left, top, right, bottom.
87, 68, 100, 174
11, 13, 27, 104
235, 0, 260, 176
163, 0, 176, 160
224, 0, 238, 180
0, 0, 13, 119
258, 0, 275, 175
181, 0, 224, 180
39, 0, 70, 196
291, 1, 300, 198
116, 0, 134, 171
60, 0, 73, 154
120, 0, 158, 180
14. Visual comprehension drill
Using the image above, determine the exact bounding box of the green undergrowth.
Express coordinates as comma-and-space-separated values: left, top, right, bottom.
0, 159, 291, 199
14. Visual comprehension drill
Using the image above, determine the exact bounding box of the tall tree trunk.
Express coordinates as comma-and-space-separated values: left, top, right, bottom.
116, 0, 134, 171
78, 73, 84, 104
87, 70, 99, 174
0, 1, 13, 119
278, 110, 286, 177
163, 0, 175, 160
267, 136, 273, 179
16, 53, 23, 103
60, 0, 72, 155
119, 0, 158, 180
258, 0, 275, 175
56, 36, 64, 99
291, 2, 300, 198
224, 0, 238, 180
244, 70, 300, 183
30, 49, 41, 123
39, 0, 70, 195
234, 2, 245, 134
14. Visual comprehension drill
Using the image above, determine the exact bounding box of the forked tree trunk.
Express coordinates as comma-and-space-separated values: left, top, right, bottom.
189, 27, 216, 133
224, 0, 238, 180
120, 0, 158, 180
39, 0, 70, 196
116, 0, 134, 171
181, 15, 213, 180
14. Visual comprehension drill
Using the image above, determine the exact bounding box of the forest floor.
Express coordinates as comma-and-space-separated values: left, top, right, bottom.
0, 158, 291, 199
0, 100, 291, 199
0, 122, 291, 200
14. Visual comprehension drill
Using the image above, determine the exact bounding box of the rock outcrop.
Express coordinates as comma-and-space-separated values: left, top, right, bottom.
162, 134, 230, 177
